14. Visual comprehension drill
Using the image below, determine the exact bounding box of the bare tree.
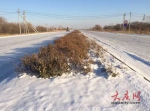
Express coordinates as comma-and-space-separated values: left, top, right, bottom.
92, 25, 102, 30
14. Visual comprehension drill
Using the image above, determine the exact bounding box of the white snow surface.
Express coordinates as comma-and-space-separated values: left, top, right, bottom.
0, 31, 150, 111
83, 31, 150, 62
82, 31, 150, 81
0, 31, 67, 78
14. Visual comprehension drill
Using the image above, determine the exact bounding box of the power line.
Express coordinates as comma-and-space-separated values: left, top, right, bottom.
26, 11, 123, 17
26, 12, 120, 17
0, 7, 150, 17
25, 13, 123, 20
29, 16, 122, 20
0, 7, 123, 18
0, 9, 123, 20
0, 7, 17, 11
0, 8, 149, 28
0, 10, 16, 14
0, 8, 147, 21
0, 7, 124, 17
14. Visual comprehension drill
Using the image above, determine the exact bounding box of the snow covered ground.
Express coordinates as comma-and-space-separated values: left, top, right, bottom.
0, 31, 67, 78
82, 31, 150, 81
0, 31, 150, 111
82, 31, 150, 63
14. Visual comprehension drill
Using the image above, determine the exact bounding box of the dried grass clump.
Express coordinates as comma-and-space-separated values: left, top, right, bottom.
19, 30, 98, 78
20, 45, 69, 78
18, 30, 105, 78
54, 31, 90, 68
18, 30, 108, 78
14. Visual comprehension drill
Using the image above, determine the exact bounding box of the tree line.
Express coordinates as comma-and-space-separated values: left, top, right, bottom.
104, 22, 150, 31
92, 22, 150, 34
0, 16, 65, 34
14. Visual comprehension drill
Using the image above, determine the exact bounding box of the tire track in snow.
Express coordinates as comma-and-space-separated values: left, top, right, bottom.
82, 31, 150, 82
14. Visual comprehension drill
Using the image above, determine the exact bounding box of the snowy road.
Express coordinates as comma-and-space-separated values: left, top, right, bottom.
82, 31, 150, 80
0, 31, 150, 111
83, 31, 150, 66
0, 31, 67, 79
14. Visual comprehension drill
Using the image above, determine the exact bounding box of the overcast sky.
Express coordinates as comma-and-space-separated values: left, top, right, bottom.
0, 0, 150, 29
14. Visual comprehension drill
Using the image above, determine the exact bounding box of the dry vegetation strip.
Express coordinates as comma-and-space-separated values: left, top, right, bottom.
18, 30, 104, 78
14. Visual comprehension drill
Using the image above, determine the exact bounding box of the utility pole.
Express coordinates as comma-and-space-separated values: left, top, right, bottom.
149, 16, 150, 32
17, 9, 21, 34
122, 14, 126, 31
24, 11, 29, 33
19, 13, 39, 33
25, 14, 29, 33
123, 13, 126, 31
25, 16, 29, 33
22, 11, 26, 33
143, 14, 145, 23
45, 23, 48, 32
22, 11, 29, 33
129, 12, 132, 33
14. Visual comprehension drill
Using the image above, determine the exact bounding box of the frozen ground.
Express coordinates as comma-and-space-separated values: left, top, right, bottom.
82, 31, 150, 81
0, 32, 67, 78
0, 32, 150, 111
82, 31, 150, 65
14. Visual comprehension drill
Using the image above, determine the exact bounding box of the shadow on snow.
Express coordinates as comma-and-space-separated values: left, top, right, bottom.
0, 36, 60, 83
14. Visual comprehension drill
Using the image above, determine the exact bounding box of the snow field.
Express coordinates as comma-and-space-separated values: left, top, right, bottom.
0, 31, 150, 111
0, 44, 150, 111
